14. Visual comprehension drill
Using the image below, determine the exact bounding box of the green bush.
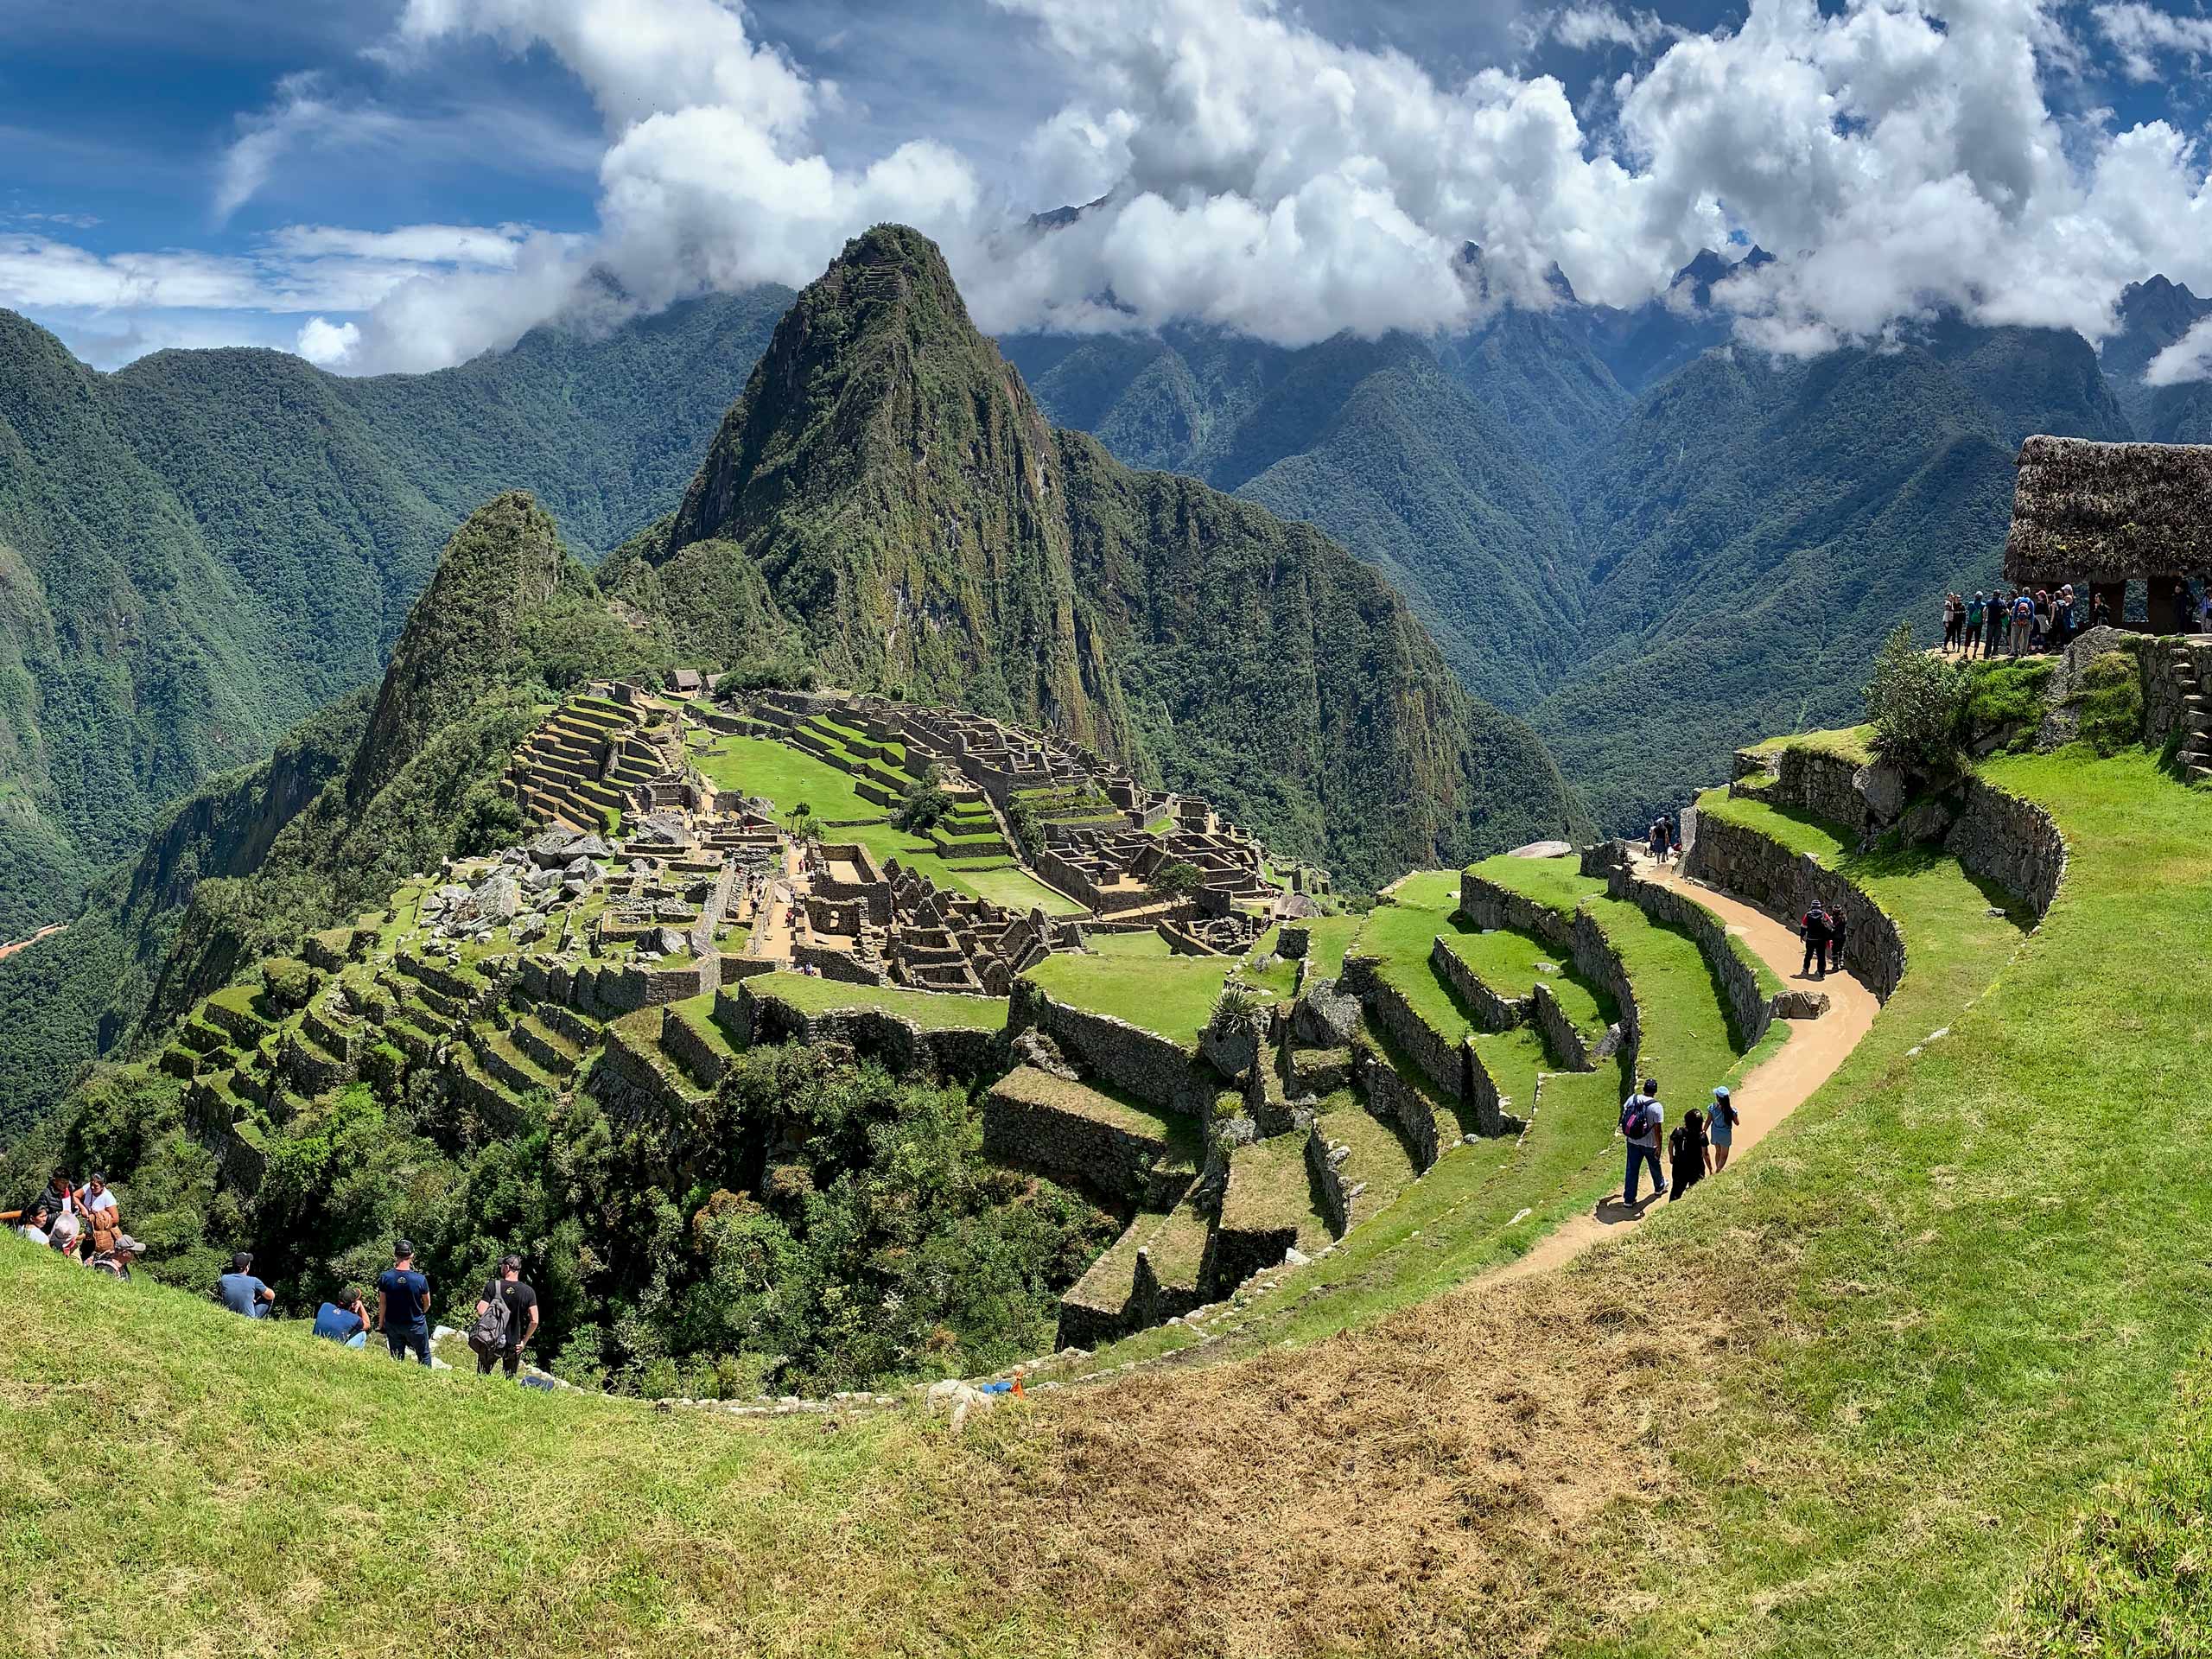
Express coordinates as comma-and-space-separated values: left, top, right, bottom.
2074, 652, 2145, 758
891, 767, 954, 834
1965, 658, 2056, 741
1863, 624, 1973, 775
1153, 860, 1204, 898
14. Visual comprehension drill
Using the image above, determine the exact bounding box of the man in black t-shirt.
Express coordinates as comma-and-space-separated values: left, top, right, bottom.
472, 1255, 540, 1378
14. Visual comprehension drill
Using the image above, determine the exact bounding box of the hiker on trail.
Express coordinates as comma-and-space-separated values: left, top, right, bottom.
79, 1173, 116, 1221
1648, 818, 1668, 862
1667, 817, 1682, 861
1801, 904, 1833, 979
2057, 585, 2078, 649
1828, 906, 1848, 970
377, 1241, 433, 1367
469, 1255, 541, 1379
1708, 1086, 1739, 1172
1986, 592, 2009, 657
29, 1168, 76, 1225
314, 1290, 372, 1348
1621, 1077, 1667, 1205
218, 1252, 276, 1319
1966, 593, 1986, 658
1668, 1108, 1712, 1201
2009, 591, 2034, 658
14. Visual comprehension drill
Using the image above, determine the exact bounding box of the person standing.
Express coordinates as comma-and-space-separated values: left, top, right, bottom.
2090, 589, 2111, 631
1966, 592, 1986, 659
218, 1252, 276, 1318
378, 1241, 433, 1367
1621, 1077, 1667, 1205
1829, 906, 1849, 975
1986, 592, 2010, 658
1801, 903, 1833, 979
1940, 594, 1959, 653
1668, 1108, 1712, 1201
2010, 589, 2034, 658
469, 1255, 541, 1379
1708, 1085, 1739, 1172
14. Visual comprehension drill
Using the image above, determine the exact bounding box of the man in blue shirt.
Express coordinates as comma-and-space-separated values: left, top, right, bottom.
377, 1241, 433, 1367
217, 1252, 275, 1318
312, 1289, 372, 1348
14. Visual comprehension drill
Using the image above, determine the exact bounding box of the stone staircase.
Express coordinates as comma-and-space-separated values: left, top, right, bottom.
2165, 640, 2212, 783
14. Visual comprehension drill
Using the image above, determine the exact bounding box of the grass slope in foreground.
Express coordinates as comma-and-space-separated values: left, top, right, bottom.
11, 747, 2212, 1658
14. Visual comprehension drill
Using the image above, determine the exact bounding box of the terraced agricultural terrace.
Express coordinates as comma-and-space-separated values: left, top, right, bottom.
22, 624, 2212, 1659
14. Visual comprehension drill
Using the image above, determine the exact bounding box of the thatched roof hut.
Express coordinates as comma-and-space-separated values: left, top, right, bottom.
2005, 435, 2212, 584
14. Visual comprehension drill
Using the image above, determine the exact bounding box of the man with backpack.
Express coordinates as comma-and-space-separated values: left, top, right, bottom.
377, 1240, 433, 1367
1801, 904, 1833, 979
1621, 1077, 1666, 1206
469, 1255, 540, 1379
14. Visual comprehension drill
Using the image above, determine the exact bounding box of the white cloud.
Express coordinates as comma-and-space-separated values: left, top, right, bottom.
295, 315, 362, 365
2093, 2, 2212, 81
1550, 5, 1673, 53
2148, 313, 2212, 384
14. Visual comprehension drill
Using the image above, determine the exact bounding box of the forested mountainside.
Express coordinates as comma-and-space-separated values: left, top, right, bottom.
1013, 247, 2192, 828
607, 226, 1582, 882
0, 492, 673, 1141
0, 291, 785, 938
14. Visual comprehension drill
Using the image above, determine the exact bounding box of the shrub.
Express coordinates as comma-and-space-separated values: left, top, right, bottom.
1153, 860, 1204, 898
1863, 624, 1973, 775
2074, 652, 2145, 757
1209, 984, 1262, 1033
1006, 798, 1044, 861
715, 658, 822, 697
892, 767, 954, 834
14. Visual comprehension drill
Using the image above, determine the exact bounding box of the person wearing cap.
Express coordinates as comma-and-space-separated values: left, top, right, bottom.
314, 1288, 373, 1349
1709, 1085, 1740, 1172
218, 1252, 276, 1318
377, 1241, 433, 1367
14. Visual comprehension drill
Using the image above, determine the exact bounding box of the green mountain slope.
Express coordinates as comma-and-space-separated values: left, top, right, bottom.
616, 226, 1584, 881
0, 294, 783, 937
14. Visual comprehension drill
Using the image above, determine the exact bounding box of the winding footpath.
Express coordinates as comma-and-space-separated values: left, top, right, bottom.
1488, 856, 1879, 1285
0, 922, 66, 963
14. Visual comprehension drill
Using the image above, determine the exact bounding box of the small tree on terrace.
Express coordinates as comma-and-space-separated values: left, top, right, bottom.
1863, 623, 1972, 776
892, 767, 954, 834
1153, 860, 1204, 899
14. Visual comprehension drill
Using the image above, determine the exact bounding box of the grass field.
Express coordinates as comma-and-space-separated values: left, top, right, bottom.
744, 971, 1009, 1032
11, 745, 2212, 1658
1023, 947, 1236, 1044
693, 734, 1085, 916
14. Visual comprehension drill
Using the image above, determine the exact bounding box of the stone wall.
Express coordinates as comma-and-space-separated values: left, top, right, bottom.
660, 1008, 736, 1090
720, 982, 1005, 1081
1604, 867, 1773, 1048
1529, 982, 1596, 1072
1683, 814, 1907, 1001
981, 1076, 1185, 1207
1946, 778, 2067, 921
1305, 1126, 1349, 1234
1459, 872, 1642, 1064
1773, 747, 1870, 839
1354, 1047, 1441, 1171
1427, 937, 1525, 1033
1013, 982, 1224, 1116
1341, 955, 1464, 1103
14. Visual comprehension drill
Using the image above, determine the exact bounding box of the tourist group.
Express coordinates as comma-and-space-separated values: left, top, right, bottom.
1937, 582, 2212, 658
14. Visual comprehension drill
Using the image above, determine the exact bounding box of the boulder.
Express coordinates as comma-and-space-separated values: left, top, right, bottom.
650, 925, 688, 957
564, 856, 595, 880
1854, 760, 1909, 825
1292, 981, 1362, 1048
522, 864, 564, 893
1771, 988, 1832, 1020
1009, 1028, 1081, 1082
1897, 797, 1957, 846
474, 874, 522, 922
573, 835, 613, 861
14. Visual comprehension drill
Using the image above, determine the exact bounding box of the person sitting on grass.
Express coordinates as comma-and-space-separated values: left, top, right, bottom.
313, 1288, 373, 1349
45, 1205, 82, 1261
218, 1252, 276, 1318
16, 1202, 53, 1244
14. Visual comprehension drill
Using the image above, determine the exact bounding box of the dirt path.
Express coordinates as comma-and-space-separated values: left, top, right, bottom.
1487, 858, 1880, 1284
742, 841, 810, 963
0, 923, 66, 963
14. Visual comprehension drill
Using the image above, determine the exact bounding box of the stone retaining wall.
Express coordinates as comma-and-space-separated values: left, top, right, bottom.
1458, 873, 1641, 1064
1010, 982, 1222, 1116
1354, 1047, 1442, 1170
982, 1084, 1182, 1207
1683, 814, 1907, 1000
1341, 956, 1463, 1103
1946, 777, 2067, 921
720, 983, 1004, 1081
1773, 747, 1870, 839
1427, 938, 1524, 1032
659, 1009, 736, 1090
1305, 1126, 1349, 1234
1529, 982, 1595, 1071
1603, 867, 1773, 1048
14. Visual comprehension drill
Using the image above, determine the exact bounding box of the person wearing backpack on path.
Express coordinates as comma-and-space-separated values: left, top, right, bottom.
1621, 1077, 1666, 1206
2009, 590, 2034, 658
470, 1255, 540, 1379
1966, 593, 1986, 658
377, 1241, 433, 1368
1708, 1085, 1740, 1172
1801, 903, 1832, 979
1668, 1108, 1712, 1201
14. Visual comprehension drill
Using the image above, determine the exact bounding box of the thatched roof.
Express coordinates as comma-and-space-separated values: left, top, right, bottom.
2005, 435, 2212, 582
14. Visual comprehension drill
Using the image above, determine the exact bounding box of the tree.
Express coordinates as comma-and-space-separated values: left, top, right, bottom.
1152, 860, 1204, 898
891, 767, 953, 834
1862, 625, 1971, 776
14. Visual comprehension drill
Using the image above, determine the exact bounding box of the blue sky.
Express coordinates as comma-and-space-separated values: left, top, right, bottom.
6, 1, 2212, 378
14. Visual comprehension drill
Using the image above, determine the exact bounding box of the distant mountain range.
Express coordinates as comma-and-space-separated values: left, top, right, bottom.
1007, 247, 2200, 825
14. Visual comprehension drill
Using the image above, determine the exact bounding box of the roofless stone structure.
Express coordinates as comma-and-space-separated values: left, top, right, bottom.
2005, 435, 2212, 632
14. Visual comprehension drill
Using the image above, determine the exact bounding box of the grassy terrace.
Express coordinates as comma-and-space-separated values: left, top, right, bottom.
1743, 721, 1878, 766
21, 746, 2212, 1656
1022, 945, 1237, 1046
744, 971, 1008, 1032
691, 733, 1084, 916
